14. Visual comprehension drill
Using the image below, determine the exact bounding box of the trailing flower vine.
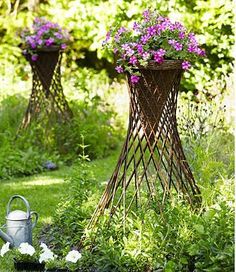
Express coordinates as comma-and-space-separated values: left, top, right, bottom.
103, 9, 205, 84
20, 17, 71, 61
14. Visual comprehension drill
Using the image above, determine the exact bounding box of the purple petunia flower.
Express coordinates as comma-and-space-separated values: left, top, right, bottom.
142, 52, 150, 60
129, 55, 138, 65
133, 22, 140, 31
182, 61, 191, 70
154, 55, 164, 63
178, 32, 185, 39
115, 65, 124, 73
174, 42, 183, 51
45, 37, 54, 47
143, 10, 150, 21
187, 44, 197, 53
118, 27, 127, 35
114, 33, 120, 42
168, 39, 176, 46
174, 22, 184, 31
37, 39, 43, 45
198, 48, 206, 56
31, 54, 38, 61
121, 44, 130, 51
188, 32, 197, 44
136, 44, 143, 54
141, 35, 150, 44
147, 26, 156, 36
156, 48, 166, 57
105, 31, 111, 42
61, 43, 67, 50
131, 75, 140, 84
55, 32, 63, 39
126, 48, 135, 56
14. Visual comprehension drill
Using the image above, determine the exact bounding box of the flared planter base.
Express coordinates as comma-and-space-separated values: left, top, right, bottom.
89, 60, 201, 228
19, 48, 73, 131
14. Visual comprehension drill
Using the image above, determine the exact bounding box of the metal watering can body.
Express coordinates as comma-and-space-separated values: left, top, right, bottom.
0, 195, 38, 247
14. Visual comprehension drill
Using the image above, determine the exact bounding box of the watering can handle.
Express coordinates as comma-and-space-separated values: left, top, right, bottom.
6, 195, 31, 219
30, 211, 38, 229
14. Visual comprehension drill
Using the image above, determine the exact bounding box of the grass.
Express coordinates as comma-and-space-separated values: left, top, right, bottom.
0, 151, 119, 271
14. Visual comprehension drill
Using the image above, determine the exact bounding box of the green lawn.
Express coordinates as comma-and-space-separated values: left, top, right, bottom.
0, 151, 119, 271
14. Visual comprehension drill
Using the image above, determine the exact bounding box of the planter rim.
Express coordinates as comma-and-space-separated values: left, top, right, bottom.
22, 46, 63, 53
34, 46, 62, 52
132, 60, 183, 70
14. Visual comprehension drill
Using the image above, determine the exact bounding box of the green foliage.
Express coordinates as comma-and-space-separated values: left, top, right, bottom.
41, 162, 101, 253
0, 85, 122, 179
80, 197, 233, 272
43, 125, 234, 271
0, 0, 234, 94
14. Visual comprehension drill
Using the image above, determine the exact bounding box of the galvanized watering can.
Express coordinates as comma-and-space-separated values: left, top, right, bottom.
0, 195, 38, 247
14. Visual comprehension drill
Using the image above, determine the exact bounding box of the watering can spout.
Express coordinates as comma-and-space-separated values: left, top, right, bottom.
0, 229, 14, 246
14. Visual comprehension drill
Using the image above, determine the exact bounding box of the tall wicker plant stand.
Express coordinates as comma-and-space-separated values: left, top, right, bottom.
19, 47, 73, 130
89, 60, 201, 229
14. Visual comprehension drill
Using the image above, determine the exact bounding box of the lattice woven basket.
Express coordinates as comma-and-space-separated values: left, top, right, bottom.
88, 60, 201, 229
19, 47, 72, 130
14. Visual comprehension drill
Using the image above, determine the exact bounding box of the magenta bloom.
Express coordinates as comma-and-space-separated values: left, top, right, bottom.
55, 32, 63, 39
142, 52, 150, 60
133, 22, 140, 31
105, 31, 111, 42
37, 39, 43, 45
153, 48, 166, 63
196, 48, 206, 56
129, 56, 138, 65
156, 48, 166, 57
45, 37, 54, 46
115, 65, 124, 73
102, 9, 205, 76
178, 32, 185, 39
143, 10, 150, 21
182, 61, 191, 70
126, 48, 134, 56
147, 26, 156, 36
174, 42, 183, 51
131, 75, 140, 84
61, 44, 67, 50
117, 27, 127, 35
31, 54, 38, 61
137, 44, 143, 54
168, 39, 176, 46
187, 44, 197, 53
30, 41, 37, 49
141, 35, 150, 44
154, 55, 164, 63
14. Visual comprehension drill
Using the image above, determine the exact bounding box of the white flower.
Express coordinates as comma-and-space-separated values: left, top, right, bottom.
0, 242, 10, 257
39, 242, 54, 263
39, 249, 54, 263
65, 250, 82, 263
18, 243, 35, 256
40, 242, 48, 251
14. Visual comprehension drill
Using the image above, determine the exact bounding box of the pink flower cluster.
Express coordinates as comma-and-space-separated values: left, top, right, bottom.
21, 17, 70, 61
103, 9, 205, 84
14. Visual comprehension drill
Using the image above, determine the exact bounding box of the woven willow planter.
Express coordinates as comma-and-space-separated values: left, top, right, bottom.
19, 46, 73, 130
89, 60, 201, 228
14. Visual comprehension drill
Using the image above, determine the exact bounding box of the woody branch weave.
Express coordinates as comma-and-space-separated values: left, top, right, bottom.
19, 48, 72, 130
88, 60, 201, 229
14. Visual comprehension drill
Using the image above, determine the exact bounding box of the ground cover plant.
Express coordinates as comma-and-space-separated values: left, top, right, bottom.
37, 95, 234, 272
